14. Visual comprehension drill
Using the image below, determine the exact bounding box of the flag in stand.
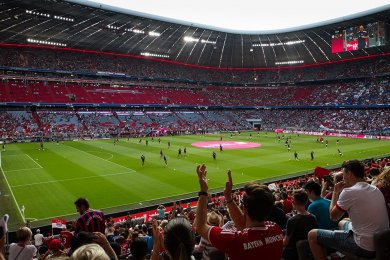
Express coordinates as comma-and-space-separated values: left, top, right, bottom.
314, 166, 331, 179
51, 218, 66, 229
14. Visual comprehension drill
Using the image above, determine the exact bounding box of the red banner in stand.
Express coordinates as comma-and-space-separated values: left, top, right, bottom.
51, 218, 66, 229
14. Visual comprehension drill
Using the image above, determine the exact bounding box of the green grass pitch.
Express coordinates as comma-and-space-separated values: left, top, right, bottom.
1, 132, 389, 230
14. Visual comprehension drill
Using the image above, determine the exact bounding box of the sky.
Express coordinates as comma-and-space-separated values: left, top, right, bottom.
71, 0, 390, 33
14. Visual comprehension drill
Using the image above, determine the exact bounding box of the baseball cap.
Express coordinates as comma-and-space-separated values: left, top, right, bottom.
49, 239, 62, 251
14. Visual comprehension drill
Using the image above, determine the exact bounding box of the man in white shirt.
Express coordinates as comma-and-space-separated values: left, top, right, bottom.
308, 160, 389, 259
34, 229, 44, 247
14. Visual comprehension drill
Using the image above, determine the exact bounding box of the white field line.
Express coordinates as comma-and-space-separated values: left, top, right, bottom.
0, 167, 26, 223
31, 190, 198, 222
66, 144, 136, 173
4, 167, 42, 173
25, 154, 43, 169
10, 170, 134, 188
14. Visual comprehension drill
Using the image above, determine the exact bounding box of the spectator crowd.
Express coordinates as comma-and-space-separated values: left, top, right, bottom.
0, 157, 389, 260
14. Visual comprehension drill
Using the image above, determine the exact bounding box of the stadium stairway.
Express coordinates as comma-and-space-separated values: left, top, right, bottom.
31, 110, 42, 129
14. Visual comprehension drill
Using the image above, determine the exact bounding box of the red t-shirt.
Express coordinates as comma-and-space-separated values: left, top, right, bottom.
208, 221, 283, 260
60, 231, 73, 249
283, 199, 293, 214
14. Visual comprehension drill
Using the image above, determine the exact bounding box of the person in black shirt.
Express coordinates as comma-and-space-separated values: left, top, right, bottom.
283, 191, 317, 260
212, 151, 216, 160
163, 155, 167, 166
357, 25, 368, 49
141, 154, 145, 166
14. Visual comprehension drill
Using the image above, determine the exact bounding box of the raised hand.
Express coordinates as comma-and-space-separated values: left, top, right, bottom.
224, 170, 233, 199
334, 181, 346, 195
197, 164, 208, 193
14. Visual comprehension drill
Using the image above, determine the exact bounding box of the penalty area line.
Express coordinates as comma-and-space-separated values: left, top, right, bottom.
10, 170, 135, 188
0, 166, 26, 223
25, 154, 43, 169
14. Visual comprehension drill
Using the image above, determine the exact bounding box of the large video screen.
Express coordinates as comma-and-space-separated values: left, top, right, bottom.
331, 21, 385, 53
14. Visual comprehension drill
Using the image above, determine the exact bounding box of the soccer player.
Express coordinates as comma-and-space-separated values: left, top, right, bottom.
287, 144, 291, 152
336, 139, 339, 145
139, 138, 142, 144
163, 155, 167, 166
357, 25, 368, 49
178, 148, 182, 157
338, 148, 343, 157
310, 151, 314, 161
141, 154, 145, 166
160, 149, 163, 158
158, 137, 161, 144
40, 141, 44, 151
146, 140, 148, 146
212, 151, 216, 160
168, 141, 171, 149
220, 144, 223, 152
325, 140, 328, 148
294, 151, 299, 160
2, 142, 5, 152
220, 136, 223, 141
184, 147, 187, 155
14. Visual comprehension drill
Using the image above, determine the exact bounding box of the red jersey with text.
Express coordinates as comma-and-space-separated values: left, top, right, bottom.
208, 221, 283, 260
60, 231, 73, 249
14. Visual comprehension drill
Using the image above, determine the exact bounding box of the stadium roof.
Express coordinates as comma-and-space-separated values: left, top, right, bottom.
72, 0, 390, 34
0, 0, 389, 68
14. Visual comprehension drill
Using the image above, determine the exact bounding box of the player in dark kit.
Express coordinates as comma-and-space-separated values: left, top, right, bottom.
310, 151, 314, 161
40, 141, 44, 151
184, 147, 187, 155
212, 151, 216, 160
294, 151, 299, 160
357, 25, 368, 49
287, 143, 291, 152
163, 155, 167, 166
2, 142, 5, 152
325, 140, 328, 148
220, 144, 223, 152
141, 154, 145, 166
338, 149, 343, 157
178, 148, 182, 157
160, 149, 163, 158
146, 140, 148, 146
168, 141, 171, 149
158, 138, 161, 144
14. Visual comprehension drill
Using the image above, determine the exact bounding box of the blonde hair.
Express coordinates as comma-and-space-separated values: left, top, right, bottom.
376, 168, 390, 189
16, 227, 32, 242
70, 244, 110, 260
